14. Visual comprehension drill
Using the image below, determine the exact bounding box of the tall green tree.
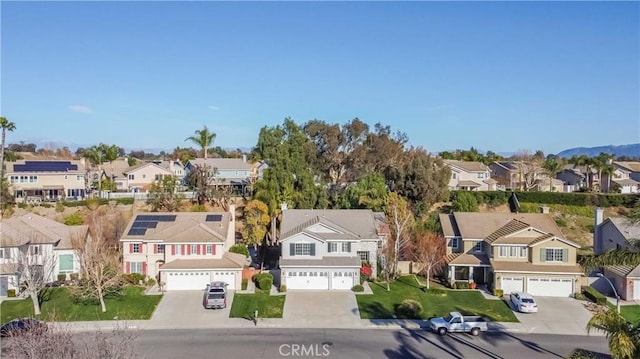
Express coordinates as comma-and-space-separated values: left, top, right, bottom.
542, 157, 562, 192
569, 155, 594, 190
592, 152, 615, 193
83, 145, 107, 193
338, 173, 389, 211
241, 200, 271, 247
185, 125, 216, 159
451, 191, 479, 212
587, 309, 639, 359
0, 117, 16, 216
104, 144, 119, 191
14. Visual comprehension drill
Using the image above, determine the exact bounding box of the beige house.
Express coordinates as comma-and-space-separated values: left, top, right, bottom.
440, 212, 583, 297
489, 161, 547, 191
117, 163, 174, 192
1, 214, 87, 297
601, 161, 640, 194
120, 207, 246, 290
443, 160, 497, 191
5, 160, 88, 203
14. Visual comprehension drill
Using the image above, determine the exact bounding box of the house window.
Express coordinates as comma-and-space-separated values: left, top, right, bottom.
206, 244, 213, 254
155, 174, 163, 181
132, 243, 140, 253
59, 254, 73, 273
452, 173, 457, 179
520, 246, 527, 257
509, 246, 517, 257
499, 246, 507, 257
451, 238, 460, 250
454, 267, 469, 280
294, 243, 312, 256
29, 176, 38, 183
473, 241, 484, 252
130, 262, 143, 274
142, 174, 146, 179
157, 244, 165, 254
191, 245, 197, 254
358, 251, 370, 262
77, 175, 84, 181
341, 242, 350, 252
0, 249, 3, 259
176, 245, 183, 255
128, 174, 134, 180
31, 245, 40, 255
545, 248, 564, 262
477, 173, 484, 179
328, 242, 338, 253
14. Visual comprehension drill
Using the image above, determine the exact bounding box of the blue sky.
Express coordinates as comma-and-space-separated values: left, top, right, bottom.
1, 1, 638, 155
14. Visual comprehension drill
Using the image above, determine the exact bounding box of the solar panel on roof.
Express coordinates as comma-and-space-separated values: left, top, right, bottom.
14, 161, 79, 172
132, 221, 158, 229
135, 215, 155, 221
206, 214, 223, 222
127, 228, 147, 236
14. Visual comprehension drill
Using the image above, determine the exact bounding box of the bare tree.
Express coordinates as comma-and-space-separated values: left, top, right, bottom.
14, 239, 57, 316
413, 232, 446, 289
72, 206, 124, 313
384, 192, 414, 287
512, 150, 542, 191
4, 321, 138, 359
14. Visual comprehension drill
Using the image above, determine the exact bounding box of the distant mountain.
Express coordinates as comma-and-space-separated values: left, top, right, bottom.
556, 144, 640, 158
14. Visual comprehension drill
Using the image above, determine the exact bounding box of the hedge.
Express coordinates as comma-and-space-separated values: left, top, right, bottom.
394, 299, 423, 319
451, 191, 639, 208
583, 286, 608, 305
351, 284, 364, 292
253, 272, 274, 291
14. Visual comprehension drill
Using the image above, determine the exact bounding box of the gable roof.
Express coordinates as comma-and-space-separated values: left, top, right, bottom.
603, 217, 640, 242
615, 162, 640, 173
188, 158, 253, 171
280, 209, 380, 242
443, 160, 489, 173
1, 213, 89, 249
123, 162, 172, 175
120, 212, 230, 243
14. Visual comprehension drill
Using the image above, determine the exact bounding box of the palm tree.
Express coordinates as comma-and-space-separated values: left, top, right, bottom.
0, 117, 16, 179
185, 126, 216, 159
543, 157, 562, 192
592, 152, 615, 193
569, 155, 594, 190
83, 146, 106, 194
587, 309, 639, 359
104, 145, 119, 191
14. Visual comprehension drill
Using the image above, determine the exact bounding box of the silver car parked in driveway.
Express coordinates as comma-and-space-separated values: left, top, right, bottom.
203, 282, 228, 309
510, 291, 538, 313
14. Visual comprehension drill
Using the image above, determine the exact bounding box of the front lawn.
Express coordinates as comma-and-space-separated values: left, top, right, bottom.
357, 276, 518, 322
607, 303, 640, 324
1, 286, 162, 324
230, 292, 285, 319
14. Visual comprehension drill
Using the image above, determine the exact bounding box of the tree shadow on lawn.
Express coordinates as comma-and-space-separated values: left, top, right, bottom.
359, 301, 393, 319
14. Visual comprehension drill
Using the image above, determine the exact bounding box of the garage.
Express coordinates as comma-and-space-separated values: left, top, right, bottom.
330, 271, 355, 290
286, 270, 329, 290
165, 271, 210, 291
501, 277, 524, 294
634, 280, 640, 300
213, 271, 237, 290
527, 277, 573, 297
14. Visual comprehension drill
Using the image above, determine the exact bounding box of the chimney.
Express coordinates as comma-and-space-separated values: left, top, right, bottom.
594, 207, 605, 255
540, 206, 549, 214
595, 207, 604, 226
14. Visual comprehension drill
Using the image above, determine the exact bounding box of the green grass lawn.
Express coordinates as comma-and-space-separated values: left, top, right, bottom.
607, 303, 640, 324
357, 276, 518, 322
230, 291, 285, 319
1, 286, 162, 324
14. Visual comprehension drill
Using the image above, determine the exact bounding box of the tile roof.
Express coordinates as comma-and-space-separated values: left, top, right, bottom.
279, 257, 362, 267
189, 158, 253, 171
490, 260, 583, 274
444, 253, 490, 266
485, 219, 531, 243
606, 218, 640, 241
605, 265, 637, 278
615, 161, 640, 172
159, 252, 246, 270
613, 178, 640, 186
1, 213, 89, 249
456, 180, 481, 187
443, 160, 489, 173
441, 212, 565, 241
120, 212, 230, 243
280, 209, 380, 241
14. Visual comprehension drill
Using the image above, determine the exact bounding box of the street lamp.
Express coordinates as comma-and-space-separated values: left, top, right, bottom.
597, 273, 620, 314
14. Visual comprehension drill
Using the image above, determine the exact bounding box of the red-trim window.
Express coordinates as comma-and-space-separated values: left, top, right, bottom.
153, 244, 158, 254
206, 244, 213, 255
126, 262, 131, 273
171, 244, 176, 255
197, 245, 201, 255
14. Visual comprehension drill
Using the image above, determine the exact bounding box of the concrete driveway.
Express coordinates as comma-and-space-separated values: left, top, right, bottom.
150, 290, 234, 328
283, 291, 361, 328
507, 297, 594, 335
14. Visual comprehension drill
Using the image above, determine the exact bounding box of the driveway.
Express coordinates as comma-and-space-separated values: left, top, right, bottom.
150, 290, 234, 328
506, 297, 594, 335
283, 291, 361, 328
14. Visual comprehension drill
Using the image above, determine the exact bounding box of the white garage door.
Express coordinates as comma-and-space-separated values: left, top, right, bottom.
286, 271, 329, 290
213, 271, 237, 290
634, 280, 640, 300
501, 277, 524, 294
331, 271, 355, 290
165, 271, 210, 291
527, 277, 573, 297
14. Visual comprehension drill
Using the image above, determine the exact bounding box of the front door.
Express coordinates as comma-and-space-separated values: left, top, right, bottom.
0, 276, 8, 296
473, 268, 486, 284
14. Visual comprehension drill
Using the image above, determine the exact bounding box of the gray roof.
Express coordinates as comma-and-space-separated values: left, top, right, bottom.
120, 212, 230, 243
279, 257, 361, 267
189, 158, 252, 171
1, 213, 89, 249
159, 252, 246, 270
280, 209, 380, 241
606, 217, 640, 241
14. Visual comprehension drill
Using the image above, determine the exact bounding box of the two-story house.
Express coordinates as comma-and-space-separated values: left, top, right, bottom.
601, 162, 640, 194
556, 167, 587, 192
490, 161, 549, 191
443, 160, 497, 191
118, 162, 174, 192
278, 209, 384, 290
593, 208, 640, 300
5, 160, 87, 202
1, 214, 86, 297
120, 207, 246, 290
185, 157, 255, 195
440, 211, 583, 297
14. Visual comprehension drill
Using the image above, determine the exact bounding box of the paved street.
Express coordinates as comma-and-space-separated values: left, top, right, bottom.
283, 291, 362, 328
129, 328, 610, 359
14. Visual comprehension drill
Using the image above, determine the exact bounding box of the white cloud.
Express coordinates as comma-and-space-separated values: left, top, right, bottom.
68, 105, 92, 114
208, 105, 220, 111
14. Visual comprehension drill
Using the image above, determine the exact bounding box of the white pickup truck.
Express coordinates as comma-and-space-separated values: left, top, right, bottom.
429, 311, 490, 336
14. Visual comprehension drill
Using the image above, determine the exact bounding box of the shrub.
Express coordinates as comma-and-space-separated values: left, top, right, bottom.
241, 278, 248, 290
394, 299, 423, 319
17, 202, 29, 209
554, 217, 568, 227
146, 278, 156, 287
493, 289, 504, 297
190, 204, 206, 212
70, 273, 79, 281
351, 284, 364, 292
64, 211, 84, 225
55, 201, 65, 213
279, 285, 287, 293
360, 265, 373, 277
57, 274, 67, 282
425, 287, 447, 296
574, 292, 586, 300
7, 289, 16, 298
454, 281, 470, 289
258, 276, 273, 291
122, 273, 146, 285
583, 286, 607, 305
229, 244, 250, 258
40, 203, 53, 208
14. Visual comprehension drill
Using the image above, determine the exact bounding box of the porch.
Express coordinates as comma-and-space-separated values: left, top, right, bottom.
444, 253, 491, 285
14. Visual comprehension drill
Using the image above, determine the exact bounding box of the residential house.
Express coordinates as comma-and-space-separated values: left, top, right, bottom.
278, 209, 384, 290
120, 207, 246, 290
99, 158, 132, 189
118, 162, 173, 192
593, 208, 640, 299
490, 161, 563, 192
440, 211, 583, 297
5, 160, 88, 202
601, 162, 640, 194
556, 167, 587, 192
443, 160, 497, 191
185, 157, 255, 195
152, 160, 185, 179
0, 214, 86, 296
